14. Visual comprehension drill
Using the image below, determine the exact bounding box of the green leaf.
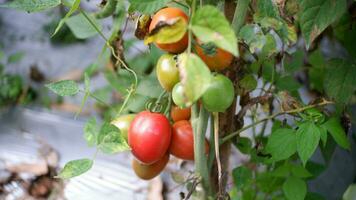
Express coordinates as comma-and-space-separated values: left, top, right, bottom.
276, 75, 301, 92
239, 74, 257, 92
56, 158, 93, 179
128, 0, 169, 14
296, 122, 321, 166
239, 24, 266, 54
256, 0, 279, 19
97, 123, 130, 154
322, 117, 350, 150
272, 163, 291, 177
7, 52, 25, 64
126, 94, 149, 113
291, 164, 312, 178
305, 192, 325, 200
84, 117, 97, 147
266, 128, 297, 161
308, 49, 326, 92
191, 5, 238, 56
324, 59, 356, 107
284, 50, 304, 74
298, 0, 347, 48
46, 80, 79, 96
305, 161, 326, 178
232, 166, 252, 190
136, 77, 163, 98
318, 125, 328, 146
233, 137, 252, 154
104, 70, 134, 94
177, 53, 212, 105
0, 0, 61, 12
52, 0, 81, 37
343, 184, 356, 200
283, 177, 307, 200
66, 12, 102, 39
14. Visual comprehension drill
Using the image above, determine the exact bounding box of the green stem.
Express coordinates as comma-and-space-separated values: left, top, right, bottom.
220, 100, 334, 144
191, 104, 211, 197
231, 0, 250, 35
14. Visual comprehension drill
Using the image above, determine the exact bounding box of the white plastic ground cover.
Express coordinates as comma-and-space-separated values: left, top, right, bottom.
0, 107, 148, 200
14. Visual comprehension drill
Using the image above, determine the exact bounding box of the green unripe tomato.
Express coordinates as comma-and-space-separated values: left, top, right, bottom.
202, 74, 234, 112
172, 82, 189, 108
111, 114, 136, 142
156, 54, 180, 92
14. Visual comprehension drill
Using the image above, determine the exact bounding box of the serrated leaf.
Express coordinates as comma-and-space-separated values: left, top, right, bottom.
296, 122, 321, 166
144, 17, 187, 45
322, 117, 350, 150
177, 53, 212, 105
276, 75, 301, 92
52, 0, 81, 37
232, 166, 252, 190
256, 0, 279, 19
0, 0, 60, 12
266, 128, 297, 161
324, 59, 356, 107
84, 117, 97, 147
66, 12, 101, 39
46, 80, 79, 96
283, 177, 307, 200
308, 49, 326, 92
56, 158, 93, 179
97, 123, 130, 154
284, 50, 304, 74
298, 0, 347, 48
128, 0, 169, 14
191, 5, 238, 56
7, 52, 25, 64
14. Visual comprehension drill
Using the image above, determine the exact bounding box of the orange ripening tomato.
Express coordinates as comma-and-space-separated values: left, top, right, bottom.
149, 7, 189, 54
169, 120, 209, 160
170, 105, 191, 122
195, 42, 234, 71
132, 153, 169, 180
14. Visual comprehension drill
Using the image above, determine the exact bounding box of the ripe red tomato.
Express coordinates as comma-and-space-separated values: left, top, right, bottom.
149, 7, 189, 54
170, 105, 191, 122
128, 111, 172, 164
132, 153, 169, 180
169, 120, 209, 160
111, 114, 136, 142
195, 42, 234, 71
156, 54, 180, 91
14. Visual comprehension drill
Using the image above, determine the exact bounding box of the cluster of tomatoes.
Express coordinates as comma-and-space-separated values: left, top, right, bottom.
112, 7, 236, 180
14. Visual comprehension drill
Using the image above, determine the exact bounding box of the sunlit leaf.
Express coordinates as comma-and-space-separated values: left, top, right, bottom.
56, 158, 93, 179
46, 80, 79, 96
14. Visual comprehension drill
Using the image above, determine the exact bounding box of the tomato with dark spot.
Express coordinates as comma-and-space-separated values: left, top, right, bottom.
169, 120, 209, 160
132, 153, 169, 180
195, 41, 234, 71
128, 111, 172, 164
149, 7, 189, 54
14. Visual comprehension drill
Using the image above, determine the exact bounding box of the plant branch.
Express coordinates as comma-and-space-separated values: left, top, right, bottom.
232, 0, 250, 35
220, 100, 334, 144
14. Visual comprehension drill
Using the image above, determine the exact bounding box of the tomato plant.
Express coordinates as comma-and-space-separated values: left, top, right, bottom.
9, 0, 355, 199
128, 111, 171, 164
132, 153, 169, 180
170, 120, 209, 160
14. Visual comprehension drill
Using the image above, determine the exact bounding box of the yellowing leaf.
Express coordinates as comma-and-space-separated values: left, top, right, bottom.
144, 17, 187, 45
